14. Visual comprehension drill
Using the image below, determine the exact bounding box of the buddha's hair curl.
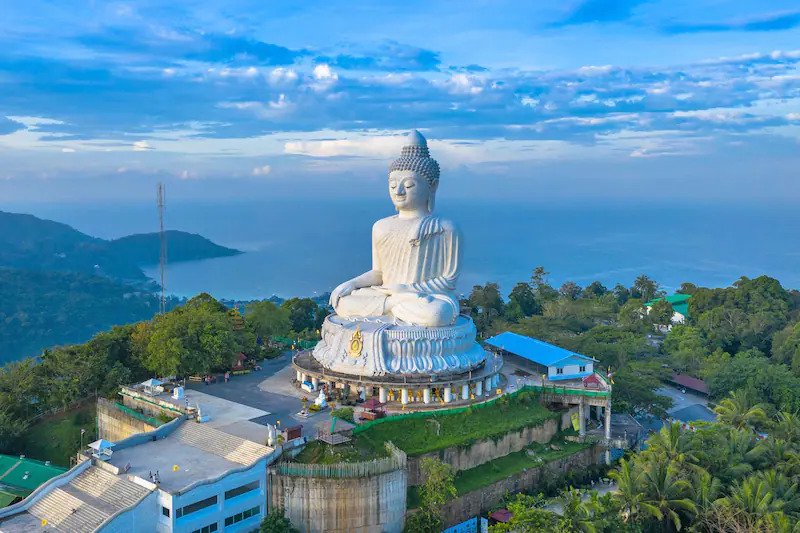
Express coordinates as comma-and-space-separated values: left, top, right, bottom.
388, 144, 440, 187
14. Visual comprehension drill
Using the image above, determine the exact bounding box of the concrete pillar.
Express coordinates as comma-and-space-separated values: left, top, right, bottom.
485, 378, 492, 395
578, 399, 586, 437
423, 388, 431, 404
296, 370, 302, 382
444, 386, 452, 403
379, 387, 387, 403
475, 380, 483, 396
604, 403, 611, 441
401, 388, 409, 405
311, 376, 319, 389
300, 373, 307, 384
461, 384, 469, 400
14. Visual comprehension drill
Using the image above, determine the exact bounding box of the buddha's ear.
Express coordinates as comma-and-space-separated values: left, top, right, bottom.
428, 180, 438, 213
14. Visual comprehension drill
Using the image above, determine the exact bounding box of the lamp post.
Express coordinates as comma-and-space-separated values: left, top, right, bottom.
80, 428, 86, 452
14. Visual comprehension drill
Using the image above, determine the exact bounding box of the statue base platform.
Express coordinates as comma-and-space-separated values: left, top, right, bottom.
311, 314, 487, 379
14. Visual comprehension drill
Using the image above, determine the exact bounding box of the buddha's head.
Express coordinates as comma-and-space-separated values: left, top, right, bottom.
388, 130, 440, 214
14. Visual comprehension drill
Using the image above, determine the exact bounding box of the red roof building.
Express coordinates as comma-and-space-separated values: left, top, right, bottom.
489, 509, 512, 523
670, 374, 709, 395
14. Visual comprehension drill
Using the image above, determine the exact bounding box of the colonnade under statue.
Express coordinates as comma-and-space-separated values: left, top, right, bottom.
292, 350, 504, 409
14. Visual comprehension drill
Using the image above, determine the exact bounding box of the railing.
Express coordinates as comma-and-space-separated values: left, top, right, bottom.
110, 401, 163, 427
272, 442, 406, 479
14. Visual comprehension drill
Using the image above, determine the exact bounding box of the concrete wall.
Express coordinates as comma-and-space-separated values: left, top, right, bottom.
269, 468, 407, 533
97, 398, 159, 442
100, 490, 160, 533
407, 414, 574, 485
439, 445, 599, 527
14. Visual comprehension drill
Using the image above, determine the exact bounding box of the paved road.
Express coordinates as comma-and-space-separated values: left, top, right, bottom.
185, 352, 323, 434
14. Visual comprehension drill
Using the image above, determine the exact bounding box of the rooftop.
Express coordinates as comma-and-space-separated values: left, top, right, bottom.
107, 420, 275, 494
645, 293, 692, 317
0, 464, 151, 533
670, 373, 709, 395
484, 332, 596, 367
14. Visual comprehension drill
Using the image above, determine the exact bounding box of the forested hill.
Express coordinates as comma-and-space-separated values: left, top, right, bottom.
0, 211, 241, 280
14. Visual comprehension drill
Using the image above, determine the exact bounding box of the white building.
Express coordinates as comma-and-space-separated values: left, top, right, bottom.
0, 419, 281, 533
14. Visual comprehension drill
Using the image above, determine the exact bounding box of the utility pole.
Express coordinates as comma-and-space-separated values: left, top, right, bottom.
157, 183, 167, 314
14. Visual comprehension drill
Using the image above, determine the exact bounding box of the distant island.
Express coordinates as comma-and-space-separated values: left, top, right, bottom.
0, 210, 242, 362
0, 210, 242, 280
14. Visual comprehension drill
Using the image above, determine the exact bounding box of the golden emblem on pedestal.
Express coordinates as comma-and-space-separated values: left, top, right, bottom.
348, 328, 364, 358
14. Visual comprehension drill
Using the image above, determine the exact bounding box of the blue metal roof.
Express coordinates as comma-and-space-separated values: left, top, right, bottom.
484, 331, 596, 367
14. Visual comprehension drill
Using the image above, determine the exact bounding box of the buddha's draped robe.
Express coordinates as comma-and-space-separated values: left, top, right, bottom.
335, 215, 461, 327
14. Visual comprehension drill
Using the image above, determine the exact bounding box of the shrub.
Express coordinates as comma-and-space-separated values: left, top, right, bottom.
331, 407, 354, 423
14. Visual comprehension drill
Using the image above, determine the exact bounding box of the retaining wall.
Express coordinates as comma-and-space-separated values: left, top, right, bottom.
406, 406, 577, 486
269, 444, 407, 533
440, 445, 600, 527
97, 398, 159, 441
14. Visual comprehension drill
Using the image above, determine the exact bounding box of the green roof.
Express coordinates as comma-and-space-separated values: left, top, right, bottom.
645, 294, 691, 318
0, 454, 67, 494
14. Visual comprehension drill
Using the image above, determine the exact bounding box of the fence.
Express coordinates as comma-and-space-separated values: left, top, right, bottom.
26, 393, 98, 424
272, 442, 406, 479
270, 336, 318, 350
112, 401, 163, 427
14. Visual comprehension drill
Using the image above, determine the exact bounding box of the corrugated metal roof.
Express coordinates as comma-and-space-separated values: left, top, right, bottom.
484, 332, 595, 366
670, 373, 709, 394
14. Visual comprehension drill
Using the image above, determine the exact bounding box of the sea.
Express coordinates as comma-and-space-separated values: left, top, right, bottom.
12, 198, 800, 300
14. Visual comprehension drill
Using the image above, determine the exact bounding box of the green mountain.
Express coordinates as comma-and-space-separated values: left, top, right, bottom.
0, 267, 159, 364
0, 210, 242, 362
0, 211, 241, 280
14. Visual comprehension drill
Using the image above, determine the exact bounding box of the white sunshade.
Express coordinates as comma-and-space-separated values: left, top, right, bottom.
141, 378, 163, 388
88, 439, 116, 451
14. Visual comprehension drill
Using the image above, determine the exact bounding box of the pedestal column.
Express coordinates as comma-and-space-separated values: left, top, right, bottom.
423, 389, 431, 404
300, 373, 307, 384
401, 388, 409, 405
475, 380, 483, 396
461, 384, 469, 400
296, 370, 302, 382
578, 398, 586, 438
379, 387, 387, 403
604, 404, 611, 441
311, 376, 319, 389
485, 378, 492, 395
444, 386, 452, 403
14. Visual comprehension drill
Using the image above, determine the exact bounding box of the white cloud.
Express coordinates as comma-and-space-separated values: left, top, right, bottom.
441, 73, 484, 95
61, 147, 75, 153
252, 164, 272, 176
269, 67, 298, 85
133, 140, 153, 151
313, 64, 337, 80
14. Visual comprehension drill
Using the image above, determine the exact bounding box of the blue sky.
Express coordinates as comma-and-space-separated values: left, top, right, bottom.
1, 0, 799, 204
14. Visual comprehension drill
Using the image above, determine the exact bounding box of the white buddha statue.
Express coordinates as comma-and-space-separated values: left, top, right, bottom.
329, 130, 461, 328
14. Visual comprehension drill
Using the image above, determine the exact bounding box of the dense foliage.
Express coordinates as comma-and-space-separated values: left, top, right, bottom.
462, 268, 800, 416
404, 458, 457, 533
0, 292, 325, 456
0, 267, 159, 364
492, 400, 800, 532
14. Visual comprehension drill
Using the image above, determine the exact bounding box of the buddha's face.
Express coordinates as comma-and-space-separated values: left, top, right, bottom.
389, 170, 432, 213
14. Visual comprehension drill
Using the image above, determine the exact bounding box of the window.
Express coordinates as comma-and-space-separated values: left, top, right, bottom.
224, 506, 260, 526
225, 480, 259, 500
191, 523, 218, 533
579, 365, 586, 373
176, 495, 217, 518
556, 368, 563, 375
161, 507, 170, 518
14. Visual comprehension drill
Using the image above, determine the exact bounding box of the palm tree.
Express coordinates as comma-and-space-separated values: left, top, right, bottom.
756, 470, 800, 519
638, 458, 697, 531
771, 411, 800, 442
714, 390, 767, 431
719, 475, 783, 522
643, 422, 696, 467
713, 429, 765, 484
692, 470, 722, 517
558, 487, 597, 533
610, 458, 645, 525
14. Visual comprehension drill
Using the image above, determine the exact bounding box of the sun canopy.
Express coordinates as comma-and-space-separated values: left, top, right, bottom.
140, 378, 163, 388
88, 439, 115, 451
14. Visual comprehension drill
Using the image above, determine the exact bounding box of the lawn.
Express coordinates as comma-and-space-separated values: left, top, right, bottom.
453, 440, 591, 495
19, 402, 98, 467
355, 390, 557, 456
293, 439, 389, 464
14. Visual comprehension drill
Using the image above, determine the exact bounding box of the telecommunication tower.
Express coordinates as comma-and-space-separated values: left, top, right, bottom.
157, 183, 167, 314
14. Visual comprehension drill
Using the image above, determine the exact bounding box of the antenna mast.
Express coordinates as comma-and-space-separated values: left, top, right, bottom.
157, 183, 167, 314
